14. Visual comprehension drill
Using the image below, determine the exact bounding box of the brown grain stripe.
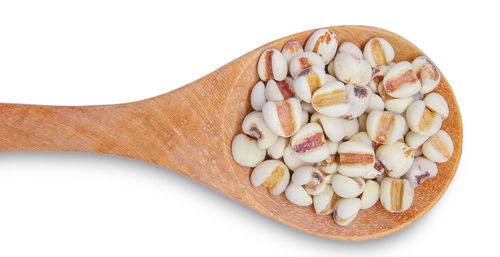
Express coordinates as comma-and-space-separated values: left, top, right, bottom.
312, 31, 333, 53
283, 40, 302, 54
431, 135, 451, 159
265, 50, 273, 79
262, 166, 285, 190
312, 89, 347, 108
385, 69, 417, 93
276, 80, 295, 99
306, 72, 322, 93
339, 153, 374, 165
276, 102, 295, 136
418, 108, 436, 132
390, 179, 404, 212
375, 113, 395, 143
371, 39, 386, 65
298, 57, 311, 70
292, 132, 325, 154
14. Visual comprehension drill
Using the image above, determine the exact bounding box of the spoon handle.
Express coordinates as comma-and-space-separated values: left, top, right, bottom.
0, 102, 143, 155
0, 76, 237, 186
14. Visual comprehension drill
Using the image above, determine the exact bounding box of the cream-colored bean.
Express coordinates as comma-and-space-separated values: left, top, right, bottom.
382, 61, 421, 98
368, 63, 394, 93
412, 56, 440, 94
337, 42, 363, 59
331, 174, 365, 198
337, 141, 375, 177
363, 37, 395, 67
327, 60, 337, 78
358, 113, 368, 132
289, 52, 325, 79
301, 110, 309, 126
424, 93, 449, 118
251, 160, 290, 195
344, 84, 373, 119
290, 123, 329, 163
376, 142, 414, 178
262, 97, 303, 137
257, 49, 288, 81
362, 160, 385, 179
380, 177, 414, 213
285, 182, 313, 206
361, 180, 380, 209
267, 137, 289, 159
310, 112, 345, 142
404, 157, 438, 188
333, 198, 362, 226
385, 97, 414, 114
328, 42, 368, 80
405, 131, 429, 150
265, 77, 295, 101
304, 29, 338, 64
366, 93, 385, 113
283, 145, 307, 171
332, 50, 372, 87
292, 166, 321, 185
406, 100, 442, 136
343, 118, 360, 139
242, 111, 278, 149
313, 185, 339, 215
231, 134, 266, 167
301, 102, 315, 114
311, 81, 350, 117
366, 110, 406, 144
250, 81, 266, 111
281, 40, 304, 65
292, 166, 328, 195
422, 130, 454, 163
377, 81, 413, 114
293, 66, 326, 103
315, 141, 338, 174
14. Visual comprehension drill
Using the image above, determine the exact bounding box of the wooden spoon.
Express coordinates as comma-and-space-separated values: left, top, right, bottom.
0, 25, 462, 240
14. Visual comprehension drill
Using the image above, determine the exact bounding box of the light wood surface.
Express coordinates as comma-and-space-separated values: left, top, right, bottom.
0, 25, 462, 240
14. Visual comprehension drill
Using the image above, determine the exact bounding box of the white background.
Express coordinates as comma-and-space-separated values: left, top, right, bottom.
0, 0, 495, 256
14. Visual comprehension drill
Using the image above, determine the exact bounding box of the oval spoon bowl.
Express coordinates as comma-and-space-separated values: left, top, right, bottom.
224, 25, 462, 240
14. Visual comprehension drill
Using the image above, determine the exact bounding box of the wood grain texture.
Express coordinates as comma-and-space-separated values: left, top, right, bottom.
0, 26, 462, 240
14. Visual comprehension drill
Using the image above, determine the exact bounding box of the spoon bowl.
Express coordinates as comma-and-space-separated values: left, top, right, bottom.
0, 25, 462, 240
